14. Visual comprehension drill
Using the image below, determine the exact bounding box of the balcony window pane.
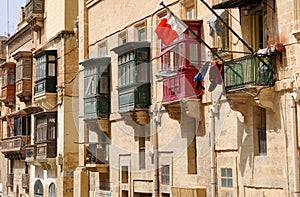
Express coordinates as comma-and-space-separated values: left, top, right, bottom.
16, 63, 22, 81
8, 74, 15, 85
2, 68, 7, 86
100, 77, 108, 94
49, 126, 56, 140
137, 62, 148, 83
48, 63, 55, 76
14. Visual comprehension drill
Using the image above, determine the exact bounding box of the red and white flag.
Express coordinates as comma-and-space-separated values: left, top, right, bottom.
155, 11, 188, 46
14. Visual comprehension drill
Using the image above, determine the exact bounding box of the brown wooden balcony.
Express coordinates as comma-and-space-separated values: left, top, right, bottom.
22, 174, 29, 189
24, 0, 44, 31
1, 136, 30, 159
6, 173, 13, 187
0, 62, 16, 107
13, 51, 33, 102
16, 79, 32, 102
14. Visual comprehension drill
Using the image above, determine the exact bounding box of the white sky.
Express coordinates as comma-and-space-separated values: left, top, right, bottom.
0, 0, 26, 36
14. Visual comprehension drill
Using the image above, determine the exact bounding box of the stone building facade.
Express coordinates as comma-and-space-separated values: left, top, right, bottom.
0, 0, 79, 196
74, 0, 300, 197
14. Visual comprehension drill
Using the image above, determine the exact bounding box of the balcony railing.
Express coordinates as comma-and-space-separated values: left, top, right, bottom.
6, 173, 13, 187
224, 55, 275, 90
1, 136, 30, 158
36, 142, 57, 160
22, 174, 29, 189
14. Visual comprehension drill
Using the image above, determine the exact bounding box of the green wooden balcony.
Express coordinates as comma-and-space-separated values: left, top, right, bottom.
224, 55, 275, 90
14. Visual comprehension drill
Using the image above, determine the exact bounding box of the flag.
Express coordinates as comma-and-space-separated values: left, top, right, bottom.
193, 62, 210, 90
155, 11, 188, 46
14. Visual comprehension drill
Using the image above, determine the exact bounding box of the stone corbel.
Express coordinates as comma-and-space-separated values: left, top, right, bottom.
254, 87, 275, 112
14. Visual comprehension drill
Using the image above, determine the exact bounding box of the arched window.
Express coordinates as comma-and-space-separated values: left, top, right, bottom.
49, 183, 56, 197
34, 180, 43, 197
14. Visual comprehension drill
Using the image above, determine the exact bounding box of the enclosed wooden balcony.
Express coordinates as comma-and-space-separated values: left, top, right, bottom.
82, 58, 111, 132
24, 0, 44, 31
111, 42, 151, 125
158, 21, 203, 122
22, 174, 29, 189
6, 173, 13, 187
30, 111, 57, 169
1, 62, 16, 107
1, 136, 30, 159
86, 143, 109, 173
13, 51, 33, 102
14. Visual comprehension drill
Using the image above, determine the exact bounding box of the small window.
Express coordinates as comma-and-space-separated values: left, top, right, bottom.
221, 168, 233, 188
161, 165, 170, 185
119, 32, 127, 44
99, 44, 107, 58
139, 137, 146, 170
186, 7, 195, 19
138, 27, 146, 41
49, 183, 56, 197
135, 22, 147, 42
251, 10, 267, 50
121, 166, 129, 183
34, 180, 44, 197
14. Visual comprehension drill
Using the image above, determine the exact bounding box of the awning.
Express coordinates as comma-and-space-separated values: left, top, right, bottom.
212, 0, 262, 9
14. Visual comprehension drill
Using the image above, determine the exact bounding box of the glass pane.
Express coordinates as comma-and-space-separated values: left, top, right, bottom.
228, 179, 233, 188
50, 126, 56, 139
8, 74, 15, 85
129, 61, 135, 84
2, 68, 6, 86
189, 43, 198, 66
100, 77, 108, 94
227, 168, 232, 177
16, 63, 22, 80
137, 62, 148, 82
48, 63, 55, 76
221, 168, 226, 177
221, 178, 227, 187
138, 28, 146, 41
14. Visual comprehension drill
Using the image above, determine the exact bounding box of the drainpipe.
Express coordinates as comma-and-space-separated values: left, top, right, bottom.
152, 103, 162, 197
210, 105, 216, 197
291, 90, 300, 197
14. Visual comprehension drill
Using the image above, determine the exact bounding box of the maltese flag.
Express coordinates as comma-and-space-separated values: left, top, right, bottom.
155, 11, 188, 46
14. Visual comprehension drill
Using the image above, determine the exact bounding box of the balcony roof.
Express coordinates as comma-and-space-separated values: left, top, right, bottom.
111, 41, 150, 55
212, 0, 262, 9
80, 57, 111, 68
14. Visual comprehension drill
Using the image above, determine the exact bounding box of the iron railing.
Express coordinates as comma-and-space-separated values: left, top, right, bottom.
224, 55, 275, 90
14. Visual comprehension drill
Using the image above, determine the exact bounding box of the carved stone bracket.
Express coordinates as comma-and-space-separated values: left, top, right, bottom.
163, 99, 204, 123
163, 101, 182, 123
226, 87, 275, 118
120, 109, 150, 126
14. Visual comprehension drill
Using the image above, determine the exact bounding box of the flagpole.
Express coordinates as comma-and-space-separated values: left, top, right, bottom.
159, 1, 225, 62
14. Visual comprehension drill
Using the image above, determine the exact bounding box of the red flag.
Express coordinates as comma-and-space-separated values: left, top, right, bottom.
155, 11, 188, 46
